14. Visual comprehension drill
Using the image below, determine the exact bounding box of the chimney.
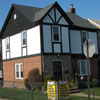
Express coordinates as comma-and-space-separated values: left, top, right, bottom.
68, 4, 76, 13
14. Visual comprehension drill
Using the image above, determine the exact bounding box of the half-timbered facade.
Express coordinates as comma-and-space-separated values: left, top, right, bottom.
1, 2, 99, 88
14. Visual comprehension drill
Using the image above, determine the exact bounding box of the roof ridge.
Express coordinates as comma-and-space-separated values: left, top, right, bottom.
12, 4, 42, 9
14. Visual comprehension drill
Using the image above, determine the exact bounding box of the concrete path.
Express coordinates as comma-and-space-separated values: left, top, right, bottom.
71, 93, 100, 99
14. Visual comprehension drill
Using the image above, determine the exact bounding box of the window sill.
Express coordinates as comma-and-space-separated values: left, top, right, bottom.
6, 49, 10, 52
79, 74, 88, 76
15, 78, 23, 80
22, 45, 26, 48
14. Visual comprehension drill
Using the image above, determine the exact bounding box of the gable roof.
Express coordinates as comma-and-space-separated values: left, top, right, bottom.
66, 12, 98, 30
13, 4, 41, 22
34, 2, 55, 22
1, 2, 99, 38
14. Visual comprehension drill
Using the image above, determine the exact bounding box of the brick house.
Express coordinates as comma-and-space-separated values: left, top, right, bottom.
0, 2, 99, 88
88, 19, 100, 77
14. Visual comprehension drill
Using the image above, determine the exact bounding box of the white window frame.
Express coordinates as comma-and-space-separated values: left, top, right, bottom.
22, 31, 27, 47
15, 63, 23, 79
5, 37, 10, 51
78, 60, 90, 76
81, 31, 88, 45
52, 25, 61, 42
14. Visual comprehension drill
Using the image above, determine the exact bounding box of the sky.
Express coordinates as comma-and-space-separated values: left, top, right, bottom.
0, 0, 100, 30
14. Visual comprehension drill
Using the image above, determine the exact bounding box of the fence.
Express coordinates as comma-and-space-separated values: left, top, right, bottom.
0, 80, 100, 100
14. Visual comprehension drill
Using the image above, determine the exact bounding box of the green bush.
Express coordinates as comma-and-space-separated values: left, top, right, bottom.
43, 75, 53, 91
24, 79, 31, 90
92, 78, 99, 87
44, 75, 53, 83
24, 68, 42, 90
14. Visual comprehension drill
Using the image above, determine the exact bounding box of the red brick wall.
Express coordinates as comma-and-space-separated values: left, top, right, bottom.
3, 56, 42, 88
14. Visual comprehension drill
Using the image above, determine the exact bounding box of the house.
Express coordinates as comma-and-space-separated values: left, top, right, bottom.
0, 2, 99, 88
0, 38, 3, 81
87, 19, 100, 77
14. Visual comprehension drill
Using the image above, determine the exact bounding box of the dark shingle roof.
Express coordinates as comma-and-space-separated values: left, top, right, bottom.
1, 2, 99, 37
66, 12, 98, 30
34, 2, 55, 22
13, 4, 42, 22
13, 2, 56, 22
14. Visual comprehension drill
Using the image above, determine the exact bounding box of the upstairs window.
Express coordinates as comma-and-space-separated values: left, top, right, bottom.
81, 31, 88, 45
22, 31, 27, 47
77, 60, 90, 76
5, 37, 10, 51
52, 26, 60, 42
15, 63, 23, 79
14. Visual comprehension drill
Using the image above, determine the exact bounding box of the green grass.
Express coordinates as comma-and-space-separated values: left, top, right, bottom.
0, 87, 100, 100
82, 87, 100, 96
0, 88, 47, 100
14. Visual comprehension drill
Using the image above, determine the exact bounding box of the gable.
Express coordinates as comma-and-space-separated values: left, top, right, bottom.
42, 7, 69, 25
1, 7, 34, 38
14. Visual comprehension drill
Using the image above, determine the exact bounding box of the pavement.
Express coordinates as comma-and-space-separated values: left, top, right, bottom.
71, 92, 100, 99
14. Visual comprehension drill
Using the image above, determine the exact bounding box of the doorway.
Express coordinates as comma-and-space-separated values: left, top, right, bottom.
53, 61, 62, 81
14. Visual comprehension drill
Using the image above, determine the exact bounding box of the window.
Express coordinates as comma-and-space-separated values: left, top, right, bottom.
81, 31, 88, 45
5, 37, 10, 51
52, 26, 60, 42
78, 60, 90, 76
15, 63, 23, 79
22, 31, 27, 46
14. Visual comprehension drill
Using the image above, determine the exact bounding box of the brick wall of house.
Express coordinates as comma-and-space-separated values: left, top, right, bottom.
71, 56, 98, 78
3, 56, 42, 88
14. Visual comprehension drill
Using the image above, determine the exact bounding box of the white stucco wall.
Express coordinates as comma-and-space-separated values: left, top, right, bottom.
70, 30, 82, 54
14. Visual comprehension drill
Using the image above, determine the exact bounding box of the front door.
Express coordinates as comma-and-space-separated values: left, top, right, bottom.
53, 61, 62, 81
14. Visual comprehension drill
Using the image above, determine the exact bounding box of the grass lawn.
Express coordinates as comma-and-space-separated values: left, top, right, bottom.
0, 88, 47, 100
0, 87, 100, 100
82, 87, 100, 96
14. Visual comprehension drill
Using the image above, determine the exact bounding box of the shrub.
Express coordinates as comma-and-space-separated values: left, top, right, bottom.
92, 78, 99, 87
24, 79, 31, 90
28, 68, 42, 83
25, 68, 42, 90
43, 75, 53, 91
44, 75, 53, 83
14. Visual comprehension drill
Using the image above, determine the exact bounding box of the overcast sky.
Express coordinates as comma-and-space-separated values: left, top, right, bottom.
0, 0, 100, 30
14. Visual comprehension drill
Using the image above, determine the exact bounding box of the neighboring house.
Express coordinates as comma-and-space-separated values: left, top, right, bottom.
0, 31, 3, 81
88, 19, 100, 77
0, 38, 3, 81
0, 2, 99, 88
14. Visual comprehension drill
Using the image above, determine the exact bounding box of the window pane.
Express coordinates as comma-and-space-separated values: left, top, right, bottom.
7, 44, 10, 50
16, 65, 19, 78
81, 61, 86, 75
81, 32, 87, 44
20, 64, 23, 78
53, 27, 58, 34
23, 39, 26, 45
54, 34, 59, 41
23, 32, 26, 39
22, 32, 26, 45
53, 26, 60, 41
6, 37, 10, 50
